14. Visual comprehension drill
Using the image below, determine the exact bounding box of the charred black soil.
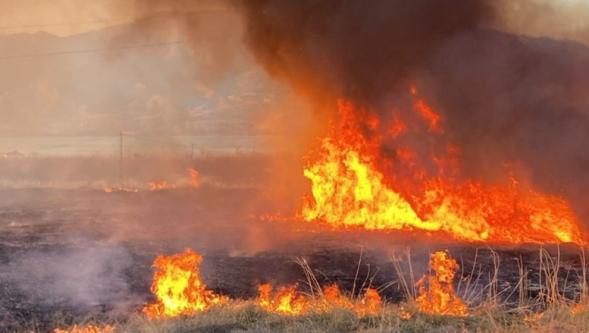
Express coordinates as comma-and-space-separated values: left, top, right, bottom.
0, 188, 586, 332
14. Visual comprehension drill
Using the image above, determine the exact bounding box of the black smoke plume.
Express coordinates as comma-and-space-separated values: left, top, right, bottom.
238, 0, 494, 105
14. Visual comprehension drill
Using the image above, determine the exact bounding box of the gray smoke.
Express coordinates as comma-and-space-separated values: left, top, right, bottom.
2, 243, 133, 307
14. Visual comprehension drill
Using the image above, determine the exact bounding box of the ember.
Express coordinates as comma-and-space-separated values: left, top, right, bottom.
53, 325, 114, 333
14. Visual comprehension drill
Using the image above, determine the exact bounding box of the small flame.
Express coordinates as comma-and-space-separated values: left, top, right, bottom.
571, 303, 586, 315
410, 85, 442, 133
257, 284, 308, 315
53, 325, 114, 333
189, 168, 201, 188
256, 283, 381, 315
148, 180, 174, 191
415, 251, 468, 316
358, 288, 382, 315
102, 185, 139, 193
143, 249, 223, 318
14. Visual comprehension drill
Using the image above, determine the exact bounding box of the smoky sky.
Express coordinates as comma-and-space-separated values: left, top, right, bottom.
425, 30, 589, 219
237, 0, 494, 105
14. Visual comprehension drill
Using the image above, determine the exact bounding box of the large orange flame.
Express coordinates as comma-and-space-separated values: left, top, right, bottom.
302, 93, 586, 245
415, 251, 468, 316
143, 249, 223, 318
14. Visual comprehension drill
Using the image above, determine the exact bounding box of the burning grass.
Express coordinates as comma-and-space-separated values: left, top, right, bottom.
142, 249, 225, 319
47, 246, 589, 333
140, 249, 382, 319
302, 95, 586, 245
415, 251, 468, 316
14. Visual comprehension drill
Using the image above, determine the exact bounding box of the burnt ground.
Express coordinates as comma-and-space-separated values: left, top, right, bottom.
0, 187, 587, 332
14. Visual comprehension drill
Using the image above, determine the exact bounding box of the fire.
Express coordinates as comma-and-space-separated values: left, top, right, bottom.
319, 284, 381, 315
189, 168, 201, 188
102, 185, 139, 193
143, 249, 223, 318
257, 284, 308, 315
415, 251, 467, 316
141, 249, 381, 319
53, 325, 114, 333
410, 85, 442, 133
104, 169, 199, 192
302, 93, 586, 245
148, 180, 174, 191
256, 283, 381, 316
358, 288, 382, 315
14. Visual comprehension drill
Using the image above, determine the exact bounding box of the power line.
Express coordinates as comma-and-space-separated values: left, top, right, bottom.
0, 40, 188, 60
0, 19, 130, 31
0, 8, 236, 32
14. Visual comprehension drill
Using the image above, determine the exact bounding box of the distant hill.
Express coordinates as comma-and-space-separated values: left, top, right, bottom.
0, 13, 284, 136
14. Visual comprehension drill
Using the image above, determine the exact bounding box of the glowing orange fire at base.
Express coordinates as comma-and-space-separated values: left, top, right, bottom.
189, 168, 201, 188
53, 324, 114, 333
148, 180, 175, 191
257, 284, 308, 315
415, 251, 467, 316
302, 96, 586, 245
143, 249, 224, 319
102, 185, 139, 193
256, 283, 381, 316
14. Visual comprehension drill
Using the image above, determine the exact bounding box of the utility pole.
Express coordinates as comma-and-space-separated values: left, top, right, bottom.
119, 131, 123, 184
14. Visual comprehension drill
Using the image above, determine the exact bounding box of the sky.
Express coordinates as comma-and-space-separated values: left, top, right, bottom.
0, 0, 587, 40
0, 1, 289, 142
0, 0, 232, 36
0, 0, 587, 143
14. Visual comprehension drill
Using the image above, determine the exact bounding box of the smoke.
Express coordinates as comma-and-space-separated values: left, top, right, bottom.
423, 29, 589, 220
495, 0, 589, 45
237, 0, 494, 106
2, 242, 134, 307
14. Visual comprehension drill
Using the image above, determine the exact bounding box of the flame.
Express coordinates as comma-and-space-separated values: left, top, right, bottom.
256, 283, 381, 316
399, 306, 413, 319
143, 249, 223, 318
149, 180, 175, 191
301, 94, 586, 245
53, 325, 114, 333
104, 168, 199, 193
257, 284, 308, 315
571, 302, 587, 315
415, 251, 468, 316
358, 288, 382, 315
102, 185, 139, 193
319, 284, 381, 315
410, 85, 442, 133
189, 168, 201, 188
